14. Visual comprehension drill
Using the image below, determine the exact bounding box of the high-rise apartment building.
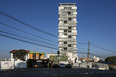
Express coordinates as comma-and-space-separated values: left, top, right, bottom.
58, 3, 78, 63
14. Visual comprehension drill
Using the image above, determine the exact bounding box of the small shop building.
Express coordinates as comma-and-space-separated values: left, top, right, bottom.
28, 52, 49, 68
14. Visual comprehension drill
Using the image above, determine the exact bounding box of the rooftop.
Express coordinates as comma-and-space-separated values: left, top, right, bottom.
29, 52, 45, 54
9, 50, 30, 53
59, 3, 76, 6
60, 3, 76, 4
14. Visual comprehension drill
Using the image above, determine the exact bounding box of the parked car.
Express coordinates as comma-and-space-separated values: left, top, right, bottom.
66, 64, 72, 68
59, 63, 65, 68
109, 65, 116, 70
53, 64, 59, 68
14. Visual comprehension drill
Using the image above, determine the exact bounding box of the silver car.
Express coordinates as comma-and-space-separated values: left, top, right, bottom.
59, 63, 65, 68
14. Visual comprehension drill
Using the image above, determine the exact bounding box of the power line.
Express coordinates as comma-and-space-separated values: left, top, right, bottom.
0, 11, 57, 37
0, 22, 57, 43
77, 51, 87, 54
0, 33, 58, 50
90, 52, 106, 58
77, 49, 87, 52
77, 49, 107, 59
77, 42, 88, 44
0, 30, 57, 47
90, 43, 116, 53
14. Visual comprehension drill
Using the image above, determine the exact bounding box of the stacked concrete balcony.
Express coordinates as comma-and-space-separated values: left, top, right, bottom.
58, 3, 77, 54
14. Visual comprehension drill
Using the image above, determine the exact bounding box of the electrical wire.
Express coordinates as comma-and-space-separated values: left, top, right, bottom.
0, 22, 57, 43
91, 43, 116, 53
0, 30, 58, 47
0, 11, 57, 37
0, 33, 58, 50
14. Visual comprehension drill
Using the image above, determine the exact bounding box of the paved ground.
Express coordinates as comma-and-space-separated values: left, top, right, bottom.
0, 68, 116, 77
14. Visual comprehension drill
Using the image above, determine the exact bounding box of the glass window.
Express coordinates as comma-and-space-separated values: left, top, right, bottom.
68, 30, 71, 32
67, 12, 71, 15
33, 54, 36, 59
64, 42, 67, 44
64, 30, 67, 32
68, 18, 71, 21
64, 33, 67, 35
64, 7, 67, 9
68, 27, 71, 29
64, 21, 67, 24
68, 36, 71, 38
64, 48, 67, 50
68, 45, 71, 47
68, 7, 72, 9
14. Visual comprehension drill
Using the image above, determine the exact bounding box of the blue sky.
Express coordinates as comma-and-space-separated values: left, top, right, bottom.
0, 0, 116, 59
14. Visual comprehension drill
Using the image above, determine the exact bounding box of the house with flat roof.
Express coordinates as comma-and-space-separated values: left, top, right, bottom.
29, 52, 45, 59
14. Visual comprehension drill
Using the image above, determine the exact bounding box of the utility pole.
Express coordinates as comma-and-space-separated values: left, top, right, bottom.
87, 41, 90, 68
90, 52, 91, 61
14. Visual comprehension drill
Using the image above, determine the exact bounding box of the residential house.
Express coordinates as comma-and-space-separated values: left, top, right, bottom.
29, 52, 45, 59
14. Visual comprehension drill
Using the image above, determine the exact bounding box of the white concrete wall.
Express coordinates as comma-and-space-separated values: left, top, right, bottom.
0, 60, 27, 70
14, 60, 27, 68
77, 62, 109, 70
0, 61, 12, 70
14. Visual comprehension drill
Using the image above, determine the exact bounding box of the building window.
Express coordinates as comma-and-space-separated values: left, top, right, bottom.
64, 7, 67, 9
64, 33, 67, 35
37, 55, 39, 59
67, 12, 71, 15
68, 27, 71, 29
64, 47, 67, 50
68, 36, 71, 38
64, 30, 67, 32
68, 18, 71, 21
68, 7, 71, 9
68, 45, 71, 47
29, 55, 31, 59
68, 30, 71, 32
64, 21, 67, 24
64, 42, 67, 44
33, 54, 36, 59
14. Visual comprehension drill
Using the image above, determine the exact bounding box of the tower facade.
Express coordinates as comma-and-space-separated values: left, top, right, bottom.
58, 3, 77, 57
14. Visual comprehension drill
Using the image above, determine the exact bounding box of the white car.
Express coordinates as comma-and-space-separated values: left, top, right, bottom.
59, 63, 65, 68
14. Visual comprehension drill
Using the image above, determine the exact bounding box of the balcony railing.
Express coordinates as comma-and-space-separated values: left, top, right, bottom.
67, 32, 77, 35
58, 45, 68, 47
58, 18, 67, 20
59, 27, 68, 29
59, 47, 77, 51
67, 47, 77, 51
60, 9, 76, 11
59, 24, 76, 27
58, 36, 68, 39
59, 15, 76, 18
68, 20, 77, 22
58, 38, 76, 41
67, 42, 77, 44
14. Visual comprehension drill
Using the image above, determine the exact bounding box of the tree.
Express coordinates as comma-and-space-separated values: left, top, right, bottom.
105, 56, 116, 64
98, 60, 104, 63
13, 49, 28, 61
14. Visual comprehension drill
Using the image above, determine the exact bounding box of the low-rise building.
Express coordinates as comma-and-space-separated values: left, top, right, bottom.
93, 56, 100, 62
29, 52, 45, 59
46, 53, 68, 64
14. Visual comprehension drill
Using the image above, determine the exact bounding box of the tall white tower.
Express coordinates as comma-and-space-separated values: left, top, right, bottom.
58, 3, 78, 63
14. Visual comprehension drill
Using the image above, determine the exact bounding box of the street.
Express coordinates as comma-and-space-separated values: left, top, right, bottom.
0, 68, 116, 77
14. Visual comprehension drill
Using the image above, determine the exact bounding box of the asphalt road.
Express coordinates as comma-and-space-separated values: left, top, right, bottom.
0, 68, 116, 77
